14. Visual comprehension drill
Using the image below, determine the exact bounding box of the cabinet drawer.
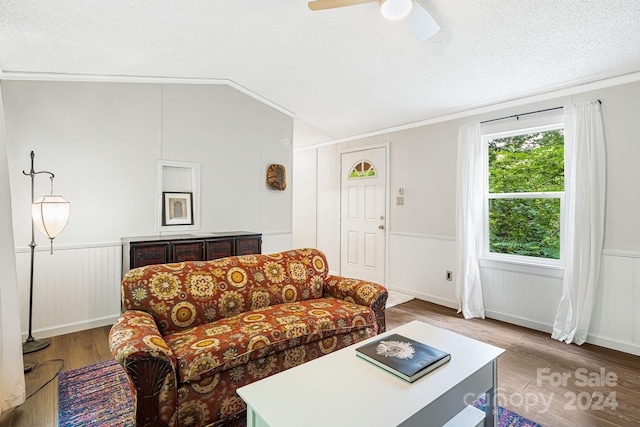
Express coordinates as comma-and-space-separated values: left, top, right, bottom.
130, 242, 170, 268
236, 236, 262, 255
205, 238, 234, 260
171, 241, 205, 262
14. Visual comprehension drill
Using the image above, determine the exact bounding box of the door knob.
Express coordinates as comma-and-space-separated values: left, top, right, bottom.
378, 225, 385, 230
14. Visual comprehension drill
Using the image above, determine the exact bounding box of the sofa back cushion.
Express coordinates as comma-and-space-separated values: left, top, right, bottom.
121, 248, 329, 335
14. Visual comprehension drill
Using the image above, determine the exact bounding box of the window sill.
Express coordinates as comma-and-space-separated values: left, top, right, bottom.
479, 256, 564, 279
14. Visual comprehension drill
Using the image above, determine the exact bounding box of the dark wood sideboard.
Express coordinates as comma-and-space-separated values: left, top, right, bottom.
121, 231, 262, 276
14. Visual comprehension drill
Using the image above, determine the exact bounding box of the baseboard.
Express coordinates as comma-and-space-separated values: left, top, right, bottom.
426, 305, 640, 357
396, 292, 555, 335
484, 310, 640, 356
586, 333, 640, 356
388, 286, 458, 310
483, 309, 554, 334
23, 314, 120, 340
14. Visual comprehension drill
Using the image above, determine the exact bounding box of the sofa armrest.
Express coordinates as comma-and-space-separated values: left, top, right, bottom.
109, 310, 177, 427
324, 275, 388, 333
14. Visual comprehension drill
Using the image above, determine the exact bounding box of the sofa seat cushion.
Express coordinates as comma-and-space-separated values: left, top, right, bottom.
173, 327, 375, 425
164, 297, 377, 383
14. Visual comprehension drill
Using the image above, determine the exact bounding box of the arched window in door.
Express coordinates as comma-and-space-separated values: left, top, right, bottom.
349, 160, 377, 179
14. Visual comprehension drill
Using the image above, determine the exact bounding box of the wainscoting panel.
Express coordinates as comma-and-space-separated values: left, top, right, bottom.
261, 231, 293, 254
480, 267, 562, 333
15, 234, 638, 356
588, 252, 640, 355
387, 233, 640, 355
388, 233, 457, 307
14, 234, 293, 340
481, 251, 640, 356
16, 243, 122, 339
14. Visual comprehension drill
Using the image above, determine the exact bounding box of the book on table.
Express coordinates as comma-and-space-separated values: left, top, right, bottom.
355, 333, 451, 383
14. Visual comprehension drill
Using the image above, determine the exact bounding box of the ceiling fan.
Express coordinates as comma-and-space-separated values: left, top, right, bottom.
308, 0, 440, 40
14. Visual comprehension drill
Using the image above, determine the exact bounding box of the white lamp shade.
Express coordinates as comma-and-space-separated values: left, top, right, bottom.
32, 195, 70, 239
380, 0, 413, 20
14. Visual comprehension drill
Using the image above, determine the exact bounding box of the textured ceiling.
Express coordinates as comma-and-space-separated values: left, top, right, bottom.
1, 0, 640, 147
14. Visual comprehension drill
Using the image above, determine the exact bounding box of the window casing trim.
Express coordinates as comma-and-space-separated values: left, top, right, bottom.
481, 122, 565, 271
479, 255, 564, 279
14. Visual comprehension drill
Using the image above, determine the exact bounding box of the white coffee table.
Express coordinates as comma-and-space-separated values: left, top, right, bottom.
237, 320, 505, 427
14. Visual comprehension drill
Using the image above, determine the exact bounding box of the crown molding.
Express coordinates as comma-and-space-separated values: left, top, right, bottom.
0, 71, 295, 118
295, 70, 640, 151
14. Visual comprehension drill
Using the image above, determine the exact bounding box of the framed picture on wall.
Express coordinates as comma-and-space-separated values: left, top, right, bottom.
162, 192, 194, 226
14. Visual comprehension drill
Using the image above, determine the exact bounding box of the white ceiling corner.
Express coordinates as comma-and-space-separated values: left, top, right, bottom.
1, 0, 639, 148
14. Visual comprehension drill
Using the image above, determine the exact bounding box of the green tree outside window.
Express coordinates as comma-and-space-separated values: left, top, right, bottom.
487, 129, 564, 259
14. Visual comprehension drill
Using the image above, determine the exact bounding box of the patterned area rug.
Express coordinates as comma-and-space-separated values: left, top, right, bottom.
473, 397, 543, 427
59, 359, 543, 427
58, 359, 134, 426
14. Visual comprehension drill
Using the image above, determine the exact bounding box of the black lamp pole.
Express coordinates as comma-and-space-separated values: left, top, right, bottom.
22, 151, 54, 354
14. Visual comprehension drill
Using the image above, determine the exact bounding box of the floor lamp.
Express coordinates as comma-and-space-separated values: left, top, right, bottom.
22, 151, 70, 354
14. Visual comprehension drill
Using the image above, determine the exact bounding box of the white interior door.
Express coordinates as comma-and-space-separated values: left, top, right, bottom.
340, 147, 387, 284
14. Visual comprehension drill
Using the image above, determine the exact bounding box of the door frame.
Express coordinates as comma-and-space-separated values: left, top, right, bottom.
339, 143, 390, 286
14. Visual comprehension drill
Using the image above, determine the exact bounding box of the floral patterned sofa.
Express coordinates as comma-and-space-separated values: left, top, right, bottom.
109, 248, 388, 427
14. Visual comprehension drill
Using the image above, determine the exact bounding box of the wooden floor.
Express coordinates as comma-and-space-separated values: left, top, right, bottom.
0, 326, 113, 427
386, 300, 640, 427
2, 299, 639, 426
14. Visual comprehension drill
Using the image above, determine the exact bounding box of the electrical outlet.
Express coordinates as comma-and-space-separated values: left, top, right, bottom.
397, 196, 404, 206
446, 271, 453, 281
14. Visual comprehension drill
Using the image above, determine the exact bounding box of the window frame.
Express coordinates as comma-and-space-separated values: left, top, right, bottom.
480, 120, 566, 275
348, 160, 377, 179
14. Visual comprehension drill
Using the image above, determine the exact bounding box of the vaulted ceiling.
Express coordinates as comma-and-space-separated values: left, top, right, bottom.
2, 0, 640, 147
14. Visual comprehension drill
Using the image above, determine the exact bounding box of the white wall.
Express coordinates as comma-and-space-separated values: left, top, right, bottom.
295, 79, 640, 355
292, 148, 317, 248
2, 79, 294, 339
316, 144, 341, 270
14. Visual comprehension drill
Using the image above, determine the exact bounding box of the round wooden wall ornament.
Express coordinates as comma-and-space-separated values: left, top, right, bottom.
267, 164, 286, 191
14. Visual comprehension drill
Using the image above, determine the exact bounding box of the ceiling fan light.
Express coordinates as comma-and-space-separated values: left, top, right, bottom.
379, 0, 413, 20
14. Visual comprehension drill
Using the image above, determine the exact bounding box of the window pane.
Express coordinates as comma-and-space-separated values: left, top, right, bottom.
349, 160, 376, 179
488, 130, 564, 193
489, 198, 561, 259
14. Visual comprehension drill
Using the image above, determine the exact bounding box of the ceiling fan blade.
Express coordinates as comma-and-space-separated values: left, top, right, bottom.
308, 0, 374, 11
406, 2, 440, 40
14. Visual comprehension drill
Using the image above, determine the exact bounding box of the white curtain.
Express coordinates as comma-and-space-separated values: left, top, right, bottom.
0, 82, 26, 414
552, 100, 606, 345
455, 123, 485, 319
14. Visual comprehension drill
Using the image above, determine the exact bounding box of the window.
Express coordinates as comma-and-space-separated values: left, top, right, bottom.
483, 124, 564, 262
349, 160, 376, 179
